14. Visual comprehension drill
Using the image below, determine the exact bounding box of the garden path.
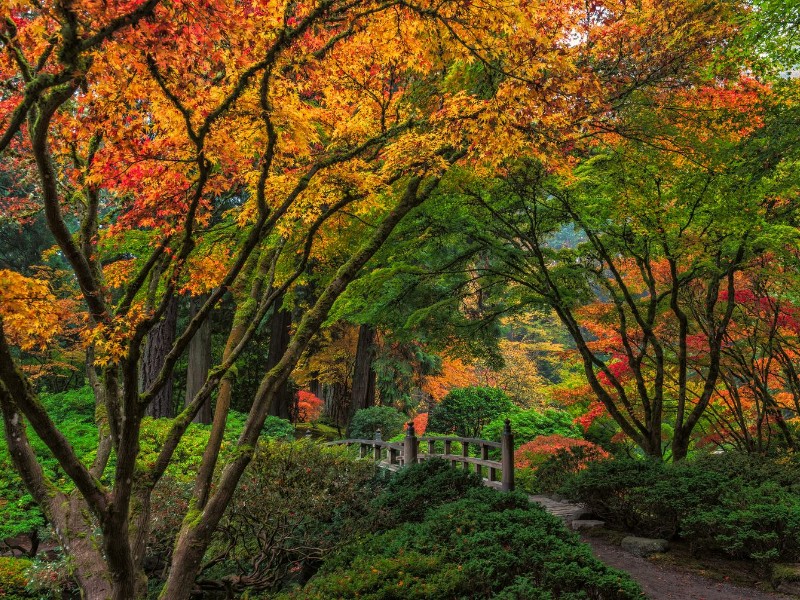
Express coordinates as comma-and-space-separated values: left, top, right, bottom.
529, 495, 795, 600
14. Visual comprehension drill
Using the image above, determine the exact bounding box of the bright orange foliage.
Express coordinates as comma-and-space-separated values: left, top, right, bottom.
295, 390, 323, 423
514, 435, 610, 470
412, 412, 428, 436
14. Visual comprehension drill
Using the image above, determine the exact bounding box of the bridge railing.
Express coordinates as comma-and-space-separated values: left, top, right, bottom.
330, 419, 515, 492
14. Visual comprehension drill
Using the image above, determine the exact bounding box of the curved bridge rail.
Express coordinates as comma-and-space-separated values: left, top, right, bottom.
330, 420, 515, 492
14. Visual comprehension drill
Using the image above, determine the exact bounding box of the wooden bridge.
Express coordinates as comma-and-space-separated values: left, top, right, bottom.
331, 419, 515, 492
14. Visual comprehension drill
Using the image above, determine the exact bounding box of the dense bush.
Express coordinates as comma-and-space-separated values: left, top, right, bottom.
262, 415, 296, 440
516, 438, 610, 494
196, 440, 382, 595
562, 454, 800, 565
0, 557, 34, 600
483, 408, 581, 448
428, 387, 513, 438
280, 461, 642, 599
348, 406, 407, 440
370, 458, 482, 526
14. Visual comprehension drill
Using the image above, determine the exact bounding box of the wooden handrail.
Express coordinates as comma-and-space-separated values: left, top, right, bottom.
328, 419, 515, 492
419, 436, 502, 449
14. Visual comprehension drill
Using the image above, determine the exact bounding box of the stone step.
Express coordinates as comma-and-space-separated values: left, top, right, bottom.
528, 495, 591, 523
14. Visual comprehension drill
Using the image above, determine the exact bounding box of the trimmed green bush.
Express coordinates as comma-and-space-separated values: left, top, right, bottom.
371, 458, 482, 526
428, 387, 513, 438
483, 408, 581, 448
348, 406, 407, 440
562, 454, 800, 566
279, 461, 642, 599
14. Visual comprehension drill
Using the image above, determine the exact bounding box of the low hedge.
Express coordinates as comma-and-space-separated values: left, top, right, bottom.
561, 454, 800, 566
280, 460, 642, 599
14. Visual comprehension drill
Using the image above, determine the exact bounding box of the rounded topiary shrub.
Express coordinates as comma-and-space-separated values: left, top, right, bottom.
483, 408, 581, 448
428, 386, 513, 438
348, 406, 407, 440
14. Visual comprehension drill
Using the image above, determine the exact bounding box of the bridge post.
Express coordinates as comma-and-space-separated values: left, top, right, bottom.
374, 430, 382, 461
501, 419, 515, 492
404, 422, 418, 466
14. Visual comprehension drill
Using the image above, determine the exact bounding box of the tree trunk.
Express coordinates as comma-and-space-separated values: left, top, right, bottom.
266, 296, 293, 420
142, 293, 178, 418
185, 294, 213, 424
349, 324, 376, 421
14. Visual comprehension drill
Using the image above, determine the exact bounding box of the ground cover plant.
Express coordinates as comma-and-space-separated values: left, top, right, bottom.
278, 460, 643, 599
561, 454, 800, 569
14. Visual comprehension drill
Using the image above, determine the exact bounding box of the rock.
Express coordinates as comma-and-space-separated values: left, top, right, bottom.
773, 563, 800, 595
571, 519, 605, 530
621, 536, 669, 557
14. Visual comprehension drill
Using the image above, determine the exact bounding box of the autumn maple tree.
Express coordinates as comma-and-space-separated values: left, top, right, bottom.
454, 77, 800, 460
0, 0, 756, 597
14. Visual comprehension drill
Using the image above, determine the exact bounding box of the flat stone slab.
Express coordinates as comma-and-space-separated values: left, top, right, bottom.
528, 495, 591, 522
572, 519, 605, 530
621, 536, 669, 556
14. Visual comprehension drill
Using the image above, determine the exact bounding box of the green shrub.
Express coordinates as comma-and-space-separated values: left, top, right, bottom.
279, 552, 462, 599
370, 458, 483, 526
284, 465, 642, 599
483, 408, 581, 448
563, 454, 800, 565
0, 557, 34, 599
262, 415, 295, 440
692, 452, 800, 495
428, 387, 513, 438
682, 482, 800, 565
197, 439, 382, 596
348, 406, 407, 440
532, 443, 612, 494
562, 458, 726, 538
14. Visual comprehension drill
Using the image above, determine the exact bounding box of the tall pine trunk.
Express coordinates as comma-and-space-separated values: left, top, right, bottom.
185, 294, 213, 424
142, 293, 178, 418
349, 324, 376, 421
266, 296, 293, 419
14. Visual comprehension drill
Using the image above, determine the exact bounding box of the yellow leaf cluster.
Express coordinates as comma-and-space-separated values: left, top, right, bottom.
0, 270, 62, 351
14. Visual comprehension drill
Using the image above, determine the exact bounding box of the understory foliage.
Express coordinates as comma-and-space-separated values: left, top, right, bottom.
348, 406, 407, 440
562, 454, 800, 567
483, 409, 581, 449
196, 440, 380, 595
0, 388, 283, 573
279, 460, 642, 599
427, 387, 514, 438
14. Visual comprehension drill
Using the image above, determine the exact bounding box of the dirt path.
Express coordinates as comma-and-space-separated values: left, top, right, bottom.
582, 534, 793, 600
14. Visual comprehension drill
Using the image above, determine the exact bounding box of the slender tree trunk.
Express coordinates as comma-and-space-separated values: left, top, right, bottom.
324, 382, 349, 428
160, 176, 435, 600
349, 324, 376, 420
142, 293, 178, 418
266, 296, 293, 419
309, 376, 321, 399
185, 294, 213, 424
